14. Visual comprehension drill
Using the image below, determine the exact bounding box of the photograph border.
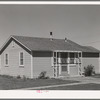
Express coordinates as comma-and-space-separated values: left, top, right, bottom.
0, 1, 99, 99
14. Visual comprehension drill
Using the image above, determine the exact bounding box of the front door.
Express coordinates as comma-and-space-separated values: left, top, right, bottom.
60, 65, 69, 76
69, 64, 78, 76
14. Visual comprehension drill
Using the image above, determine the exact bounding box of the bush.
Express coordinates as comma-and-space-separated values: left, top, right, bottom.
38, 71, 49, 79
16, 75, 21, 79
23, 75, 27, 81
84, 64, 95, 76
0, 75, 13, 79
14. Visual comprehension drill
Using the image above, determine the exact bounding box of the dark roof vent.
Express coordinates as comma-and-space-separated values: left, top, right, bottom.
50, 32, 53, 41
65, 37, 67, 42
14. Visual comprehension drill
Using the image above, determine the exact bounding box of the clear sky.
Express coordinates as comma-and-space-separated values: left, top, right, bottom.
0, 5, 100, 49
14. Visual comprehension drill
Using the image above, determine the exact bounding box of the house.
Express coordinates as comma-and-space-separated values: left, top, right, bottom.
0, 34, 100, 78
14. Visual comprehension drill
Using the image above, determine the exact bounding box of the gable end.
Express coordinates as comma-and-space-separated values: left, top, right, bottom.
0, 37, 31, 55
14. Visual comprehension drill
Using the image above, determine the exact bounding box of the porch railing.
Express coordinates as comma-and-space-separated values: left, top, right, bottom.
54, 58, 81, 64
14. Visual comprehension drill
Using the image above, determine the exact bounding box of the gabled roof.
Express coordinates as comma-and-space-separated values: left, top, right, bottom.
1, 35, 100, 53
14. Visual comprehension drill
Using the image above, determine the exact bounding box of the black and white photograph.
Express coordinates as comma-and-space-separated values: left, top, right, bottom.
0, 3, 100, 92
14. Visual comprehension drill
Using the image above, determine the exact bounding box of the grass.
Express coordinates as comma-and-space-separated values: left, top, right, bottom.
40, 83, 100, 90
0, 75, 79, 90
90, 74, 100, 78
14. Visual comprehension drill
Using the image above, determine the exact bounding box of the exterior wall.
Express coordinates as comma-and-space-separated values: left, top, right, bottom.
33, 51, 53, 78
0, 40, 31, 78
82, 58, 99, 73
69, 64, 78, 76
82, 52, 100, 74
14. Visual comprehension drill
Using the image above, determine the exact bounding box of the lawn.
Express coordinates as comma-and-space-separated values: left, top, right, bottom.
0, 75, 79, 90
40, 83, 100, 90
91, 74, 100, 78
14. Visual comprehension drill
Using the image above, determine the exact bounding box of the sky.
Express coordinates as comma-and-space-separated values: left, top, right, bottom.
0, 5, 100, 49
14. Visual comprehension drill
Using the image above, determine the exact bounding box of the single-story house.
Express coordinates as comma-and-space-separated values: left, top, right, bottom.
0, 34, 100, 78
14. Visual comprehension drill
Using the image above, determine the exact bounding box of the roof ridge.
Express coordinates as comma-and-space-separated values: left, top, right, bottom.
12, 35, 71, 41
11, 35, 75, 45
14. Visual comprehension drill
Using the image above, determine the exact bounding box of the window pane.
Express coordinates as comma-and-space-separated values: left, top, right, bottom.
20, 53, 23, 59
57, 52, 59, 58
20, 59, 23, 65
62, 66, 67, 71
70, 53, 74, 58
54, 52, 56, 57
6, 59, 8, 65
61, 53, 68, 58
5, 54, 8, 65
6, 54, 8, 59
79, 53, 81, 57
75, 53, 78, 58
20, 52, 24, 65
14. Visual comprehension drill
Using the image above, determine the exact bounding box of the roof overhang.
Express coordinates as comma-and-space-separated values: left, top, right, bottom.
53, 50, 82, 53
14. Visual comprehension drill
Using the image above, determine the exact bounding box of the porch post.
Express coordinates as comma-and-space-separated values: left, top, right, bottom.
31, 51, 33, 79
58, 52, 61, 75
99, 53, 100, 73
78, 52, 79, 75
81, 52, 83, 75
68, 52, 70, 74
56, 51, 58, 77
52, 51, 54, 67
52, 51, 54, 77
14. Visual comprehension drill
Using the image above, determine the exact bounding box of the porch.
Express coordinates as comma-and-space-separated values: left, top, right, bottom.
52, 50, 82, 77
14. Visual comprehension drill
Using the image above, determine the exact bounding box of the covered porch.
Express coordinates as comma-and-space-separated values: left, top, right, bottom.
52, 50, 82, 77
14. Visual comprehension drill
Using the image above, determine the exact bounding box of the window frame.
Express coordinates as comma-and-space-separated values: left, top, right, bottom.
4, 53, 9, 66
19, 51, 24, 67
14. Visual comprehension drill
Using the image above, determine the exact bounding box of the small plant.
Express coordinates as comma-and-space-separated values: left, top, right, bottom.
23, 75, 27, 81
38, 71, 49, 79
0, 75, 13, 79
16, 75, 21, 79
84, 64, 95, 76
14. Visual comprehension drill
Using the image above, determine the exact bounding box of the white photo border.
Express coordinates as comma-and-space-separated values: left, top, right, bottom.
0, 1, 99, 99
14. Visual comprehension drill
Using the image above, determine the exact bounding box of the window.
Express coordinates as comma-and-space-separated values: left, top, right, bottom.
62, 66, 67, 71
61, 53, 68, 58
5, 53, 9, 66
19, 52, 24, 66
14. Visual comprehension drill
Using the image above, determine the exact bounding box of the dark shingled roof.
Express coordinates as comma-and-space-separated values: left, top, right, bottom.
81, 46, 100, 53
11, 35, 100, 53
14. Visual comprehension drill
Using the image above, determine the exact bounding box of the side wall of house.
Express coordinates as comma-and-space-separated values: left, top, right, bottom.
33, 51, 53, 78
0, 40, 31, 78
82, 52, 100, 74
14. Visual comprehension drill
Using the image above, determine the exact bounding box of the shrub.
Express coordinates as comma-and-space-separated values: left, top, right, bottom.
0, 75, 13, 79
84, 64, 95, 76
16, 75, 21, 79
38, 71, 49, 79
23, 75, 27, 81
